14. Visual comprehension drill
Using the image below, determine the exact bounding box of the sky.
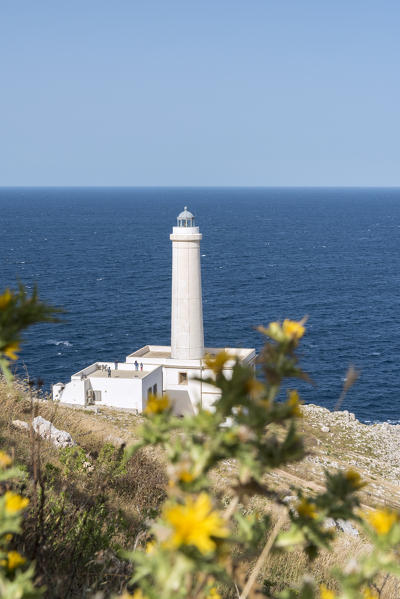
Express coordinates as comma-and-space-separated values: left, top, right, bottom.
0, 1, 399, 187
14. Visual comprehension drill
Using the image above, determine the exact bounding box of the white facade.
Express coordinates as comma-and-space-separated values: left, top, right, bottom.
53, 207, 256, 414
53, 362, 162, 412
126, 345, 255, 414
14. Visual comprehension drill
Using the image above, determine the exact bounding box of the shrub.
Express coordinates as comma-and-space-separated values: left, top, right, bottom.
0, 285, 60, 382
119, 320, 400, 599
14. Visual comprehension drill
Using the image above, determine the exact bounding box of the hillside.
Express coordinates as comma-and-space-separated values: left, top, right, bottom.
274, 404, 400, 511
1, 377, 398, 598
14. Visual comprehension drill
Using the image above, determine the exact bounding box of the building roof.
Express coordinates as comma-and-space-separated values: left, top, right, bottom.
72, 362, 161, 380
127, 345, 255, 363
89, 368, 149, 380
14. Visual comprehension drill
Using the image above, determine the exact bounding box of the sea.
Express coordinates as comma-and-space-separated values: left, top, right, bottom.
1, 187, 399, 424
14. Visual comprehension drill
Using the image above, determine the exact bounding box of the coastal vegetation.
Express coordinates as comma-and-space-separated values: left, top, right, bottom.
1, 285, 400, 598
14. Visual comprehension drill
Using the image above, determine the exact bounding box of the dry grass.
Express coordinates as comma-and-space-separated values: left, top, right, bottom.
263, 531, 400, 599
263, 533, 368, 593
0, 378, 166, 598
1, 378, 399, 598
221, 508, 399, 599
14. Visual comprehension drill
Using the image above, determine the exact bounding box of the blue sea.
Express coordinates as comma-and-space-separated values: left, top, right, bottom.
1, 187, 399, 423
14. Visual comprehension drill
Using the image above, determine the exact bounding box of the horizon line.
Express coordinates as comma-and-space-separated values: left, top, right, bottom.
1, 185, 400, 190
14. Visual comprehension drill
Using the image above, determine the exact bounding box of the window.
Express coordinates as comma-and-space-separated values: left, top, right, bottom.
179, 372, 188, 384
153, 384, 158, 395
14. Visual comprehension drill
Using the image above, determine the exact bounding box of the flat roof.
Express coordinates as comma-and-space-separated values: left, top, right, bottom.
127, 345, 254, 360
89, 368, 149, 380
142, 349, 171, 358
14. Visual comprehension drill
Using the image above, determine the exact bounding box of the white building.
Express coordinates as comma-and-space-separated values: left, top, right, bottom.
53, 208, 255, 414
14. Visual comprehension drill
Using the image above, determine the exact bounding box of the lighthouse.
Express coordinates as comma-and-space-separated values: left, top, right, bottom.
54, 207, 255, 414
170, 207, 204, 360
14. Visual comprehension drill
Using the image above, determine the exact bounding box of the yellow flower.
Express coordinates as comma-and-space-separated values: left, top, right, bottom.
0, 451, 12, 469
163, 493, 229, 554
320, 584, 336, 599
145, 540, 156, 554
4, 491, 30, 514
282, 319, 306, 341
133, 591, 147, 599
179, 469, 195, 483
3, 341, 20, 361
363, 588, 378, 599
365, 508, 398, 535
207, 588, 222, 599
119, 592, 147, 599
6, 551, 26, 570
288, 390, 303, 417
144, 394, 170, 415
0, 289, 13, 310
258, 318, 306, 344
204, 351, 233, 375
296, 498, 317, 520
258, 322, 286, 343
344, 468, 365, 490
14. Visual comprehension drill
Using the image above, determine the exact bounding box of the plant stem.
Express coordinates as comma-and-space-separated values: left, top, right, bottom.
239, 509, 286, 599
224, 496, 239, 521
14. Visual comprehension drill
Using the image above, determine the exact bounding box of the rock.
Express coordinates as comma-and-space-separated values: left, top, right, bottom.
321, 426, 330, 433
341, 410, 351, 420
336, 519, 359, 536
105, 434, 125, 446
323, 517, 358, 536
32, 416, 75, 448
12, 419, 29, 431
283, 495, 297, 504
324, 518, 336, 530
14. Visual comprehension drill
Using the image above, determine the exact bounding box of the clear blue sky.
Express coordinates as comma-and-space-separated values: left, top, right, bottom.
1, 1, 399, 186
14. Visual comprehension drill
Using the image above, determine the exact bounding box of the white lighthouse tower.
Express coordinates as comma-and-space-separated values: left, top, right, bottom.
170, 207, 204, 360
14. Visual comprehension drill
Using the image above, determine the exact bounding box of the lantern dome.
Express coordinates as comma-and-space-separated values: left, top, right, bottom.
177, 207, 195, 227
